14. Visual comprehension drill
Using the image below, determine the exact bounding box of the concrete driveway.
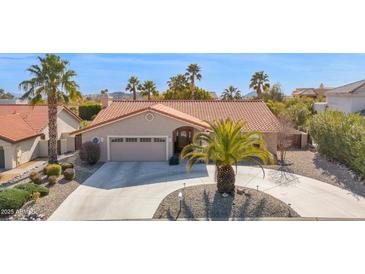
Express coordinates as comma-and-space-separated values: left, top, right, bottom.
49, 162, 365, 220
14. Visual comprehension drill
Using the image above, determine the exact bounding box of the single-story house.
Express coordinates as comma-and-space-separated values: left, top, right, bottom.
325, 79, 365, 113
292, 87, 331, 98
0, 105, 81, 169
71, 96, 281, 162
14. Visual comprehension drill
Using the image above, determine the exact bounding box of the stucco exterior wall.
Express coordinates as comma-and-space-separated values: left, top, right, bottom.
42, 109, 80, 139
263, 133, 278, 157
327, 94, 365, 113
0, 136, 40, 169
81, 111, 202, 162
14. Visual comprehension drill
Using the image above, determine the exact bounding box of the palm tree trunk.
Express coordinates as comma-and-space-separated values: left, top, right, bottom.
48, 93, 58, 164
191, 78, 195, 100
133, 88, 136, 100
148, 92, 151, 100
216, 164, 235, 194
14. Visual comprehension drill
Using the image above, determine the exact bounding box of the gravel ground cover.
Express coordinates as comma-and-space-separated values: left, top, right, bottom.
2, 153, 103, 221
265, 150, 365, 197
153, 184, 299, 220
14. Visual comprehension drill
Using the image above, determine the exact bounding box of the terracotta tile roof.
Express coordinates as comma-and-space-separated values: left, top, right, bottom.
0, 104, 81, 143
0, 114, 42, 143
82, 100, 280, 133
326, 79, 365, 95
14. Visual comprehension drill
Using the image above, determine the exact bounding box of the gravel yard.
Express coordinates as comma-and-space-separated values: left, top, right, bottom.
153, 184, 299, 220
6, 153, 103, 221
266, 150, 365, 197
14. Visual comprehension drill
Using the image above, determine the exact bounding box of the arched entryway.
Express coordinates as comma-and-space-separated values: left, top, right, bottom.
173, 126, 195, 153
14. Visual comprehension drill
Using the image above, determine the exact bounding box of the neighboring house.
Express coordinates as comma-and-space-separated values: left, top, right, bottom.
324, 79, 365, 113
0, 105, 81, 169
292, 87, 331, 98
71, 96, 280, 162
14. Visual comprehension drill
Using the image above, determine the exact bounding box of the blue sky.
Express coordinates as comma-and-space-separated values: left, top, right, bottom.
1, 53, 365, 96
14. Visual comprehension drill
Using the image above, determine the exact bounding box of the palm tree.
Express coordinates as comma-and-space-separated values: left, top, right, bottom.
249, 71, 270, 98
19, 54, 81, 164
185, 64, 202, 99
181, 119, 273, 194
221, 86, 241, 100
139, 80, 159, 100
167, 74, 189, 93
125, 76, 140, 100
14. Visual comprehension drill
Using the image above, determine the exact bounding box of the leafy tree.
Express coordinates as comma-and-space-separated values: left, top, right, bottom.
221, 86, 242, 100
125, 76, 140, 100
139, 80, 159, 100
249, 71, 270, 97
181, 119, 273, 193
167, 74, 188, 93
185, 64, 202, 99
19, 54, 81, 163
284, 103, 311, 130
163, 87, 212, 100
260, 83, 284, 102
0, 88, 14, 99
266, 100, 286, 116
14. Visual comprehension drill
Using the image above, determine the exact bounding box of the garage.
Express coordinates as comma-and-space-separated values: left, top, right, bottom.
109, 136, 167, 161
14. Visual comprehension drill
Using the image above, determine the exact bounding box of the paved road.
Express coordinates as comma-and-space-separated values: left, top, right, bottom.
49, 162, 365, 220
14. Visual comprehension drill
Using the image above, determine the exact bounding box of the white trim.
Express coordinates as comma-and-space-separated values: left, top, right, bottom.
107, 135, 169, 161
72, 108, 207, 135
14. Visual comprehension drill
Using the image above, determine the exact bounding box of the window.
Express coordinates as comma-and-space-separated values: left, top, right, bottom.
111, 138, 123, 142
154, 138, 166, 143
126, 138, 138, 142
140, 138, 152, 142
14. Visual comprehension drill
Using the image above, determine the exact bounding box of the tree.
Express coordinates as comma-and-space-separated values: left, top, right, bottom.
139, 80, 159, 100
260, 83, 284, 102
249, 71, 270, 97
180, 119, 273, 194
0, 88, 14, 99
125, 76, 140, 100
277, 116, 294, 164
185, 64, 202, 99
167, 74, 189, 93
19, 54, 81, 164
221, 86, 241, 100
163, 87, 213, 100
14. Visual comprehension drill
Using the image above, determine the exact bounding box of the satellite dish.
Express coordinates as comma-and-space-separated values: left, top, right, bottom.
91, 136, 101, 144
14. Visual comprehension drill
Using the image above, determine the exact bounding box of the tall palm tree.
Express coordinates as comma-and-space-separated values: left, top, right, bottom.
221, 86, 241, 100
181, 119, 273, 193
185, 64, 202, 99
125, 76, 140, 100
249, 71, 270, 98
167, 74, 189, 93
19, 54, 81, 164
139, 80, 159, 100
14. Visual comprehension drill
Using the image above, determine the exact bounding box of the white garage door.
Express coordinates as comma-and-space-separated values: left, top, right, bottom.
109, 137, 167, 161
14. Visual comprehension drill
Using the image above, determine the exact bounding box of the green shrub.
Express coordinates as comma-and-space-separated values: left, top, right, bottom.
309, 110, 365, 177
61, 162, 74, 171
29, 171, 42, 184
45, 164, 61, 177
15, 183, 49, 197
0, 188, 31, 216
79, 103, 102, 121
80, 141, 100, 165
48, 175, 58, 185
64, 168, 75, 180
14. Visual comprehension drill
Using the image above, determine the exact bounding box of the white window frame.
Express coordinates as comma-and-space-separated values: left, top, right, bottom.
107, 135, 169, 161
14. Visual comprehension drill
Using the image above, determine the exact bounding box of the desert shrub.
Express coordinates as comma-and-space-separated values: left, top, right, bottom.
29, 171, 42, 184
48, 175, 58, 185
0, 188, 31, 216
32, 192, 41, 202
284, 103, 311, 130
309, 110, 365, 177
80, 141, 100, 165
15, 183, 49, 197
45, 164, 61, 177
61, 162, 74, 171
78, 103, 102, 121
64, 168, 75, 180
169, 155, 179, 165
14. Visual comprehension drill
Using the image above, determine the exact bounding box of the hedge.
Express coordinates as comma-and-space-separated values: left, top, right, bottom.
15, 183, 49, 197
0, 188, 31, 216
309, 110, 365, 177
79, 103, 102, 121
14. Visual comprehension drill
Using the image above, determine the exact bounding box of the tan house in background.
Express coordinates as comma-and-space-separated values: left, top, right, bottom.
71, 97, 281, 162
0, 105, 81, 169
292, 86, 331, 98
